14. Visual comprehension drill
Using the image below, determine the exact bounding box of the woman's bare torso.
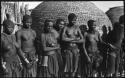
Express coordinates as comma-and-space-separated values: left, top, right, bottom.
86, 32, 99, 53
20, 29, 36, 52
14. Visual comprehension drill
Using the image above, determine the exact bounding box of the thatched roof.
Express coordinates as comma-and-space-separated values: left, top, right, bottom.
31, 1, 112, 32
106, 6, 124, 25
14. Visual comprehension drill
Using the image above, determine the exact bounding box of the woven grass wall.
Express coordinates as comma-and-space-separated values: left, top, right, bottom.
31, 1, 112, 34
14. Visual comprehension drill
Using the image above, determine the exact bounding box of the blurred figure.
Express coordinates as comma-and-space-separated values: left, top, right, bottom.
106, 15, 124, 77
54, 18, 65, 77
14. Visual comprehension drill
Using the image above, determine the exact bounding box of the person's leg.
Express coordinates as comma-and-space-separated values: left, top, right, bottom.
56, 49, 63, 77
115, 51, 120, 77
72, 51, 79, 77
107, 54, 116, 77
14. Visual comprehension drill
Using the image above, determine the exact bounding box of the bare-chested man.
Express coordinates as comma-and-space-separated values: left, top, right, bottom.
16, 15, 38, 77
85, 20, 104, 77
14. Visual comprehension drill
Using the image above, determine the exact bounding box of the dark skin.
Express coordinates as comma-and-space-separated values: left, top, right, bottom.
16, 18, 36, 63
86, 21, 107, 54
106, 16, 124, 76
62, 16, 90, 77
1, 23, 20, 74
55, 20, 65, 43
56, 21, 65, 33
41, 21, 60, 52
62, 17, 83, 43
62, 16, 90, 61
107, 22, 124, 50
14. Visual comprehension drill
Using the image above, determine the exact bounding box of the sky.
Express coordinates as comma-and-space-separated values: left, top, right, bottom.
19, 1, 124, 12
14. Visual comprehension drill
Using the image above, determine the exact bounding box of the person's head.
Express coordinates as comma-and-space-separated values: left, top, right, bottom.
6, 13, 11, 20
119, 15, 124, 25
68, 13, 77, 26
3, 20, 14, 34
102, 25, 107, 34
22, 15, 32, 28
87, 20, 96, 31
80, 24, 87, 32
44, 19, 53, 32
55, 19, 65, 30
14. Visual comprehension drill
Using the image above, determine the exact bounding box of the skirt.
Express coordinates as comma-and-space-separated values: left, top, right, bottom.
2, 55, 22, 77
62, 47, 80, 73
22, 50, 37, 77
107, 49, 120, 75
38, 51, 59, 77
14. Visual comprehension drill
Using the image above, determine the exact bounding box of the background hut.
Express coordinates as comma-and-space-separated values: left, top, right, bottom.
106, 6, 124, 26
31, 1, 112, 52
31, 1, 112, 32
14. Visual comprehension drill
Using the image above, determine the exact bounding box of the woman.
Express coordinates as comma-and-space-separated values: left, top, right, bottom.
62, 13, 84, 77
16, 15, 38, 77
54, 18, 65, 77
38, 19, 60, 77
1, 19, 22, 77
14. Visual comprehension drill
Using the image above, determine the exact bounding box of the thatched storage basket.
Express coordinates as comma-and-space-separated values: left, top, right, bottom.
31, 1, 112, 52
106, 6, 124, 26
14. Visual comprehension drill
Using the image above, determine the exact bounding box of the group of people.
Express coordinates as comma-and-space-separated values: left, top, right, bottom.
1, 13, 124, 77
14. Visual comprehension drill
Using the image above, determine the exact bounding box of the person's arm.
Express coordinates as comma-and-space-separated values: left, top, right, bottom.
62, 27, 75, 42
15, 31, 29, 63
32, 30, 38, 53
83, 32, 91, 62
1, 34, 8, 70
41, 34, 60, 52
1, 36, 6, 69
98, 32, 108, 45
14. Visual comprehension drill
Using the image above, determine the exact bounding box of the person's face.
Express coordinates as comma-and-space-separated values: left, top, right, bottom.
58, 21, 65, 29
69, 17, 77, 26
46, 22, 53, 32
23, 18, 32, 28
90, 22, 96, 30
4, 26, 14, 34
102, 26, 107, 33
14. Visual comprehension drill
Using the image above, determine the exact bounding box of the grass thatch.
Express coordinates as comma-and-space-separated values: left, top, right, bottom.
31, 1, 112, 33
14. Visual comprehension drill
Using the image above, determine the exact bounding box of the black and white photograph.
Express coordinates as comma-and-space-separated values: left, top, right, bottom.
1, 1, 124, 77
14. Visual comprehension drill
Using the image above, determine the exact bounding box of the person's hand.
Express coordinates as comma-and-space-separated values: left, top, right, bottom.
2, 62, 9, 74
87, 56, 91, 63
108, 43, 117, 49
2, 62, 6, 69
24, 58, 30, 64
73, 37, 80, 41
35, 55, 38, 62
